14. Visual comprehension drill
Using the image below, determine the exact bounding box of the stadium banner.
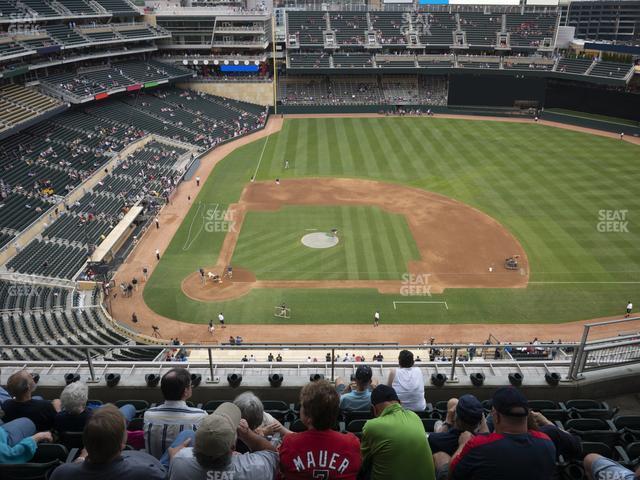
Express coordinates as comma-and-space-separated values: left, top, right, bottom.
526, 0, 558, 4
144, 81, 160, 88
450, 0, 519, 4
585, 42, 640, 55
127, 84, 143, 91
220, 65, 260, 72
37, 45, 61, 55
94, 92, 109, 100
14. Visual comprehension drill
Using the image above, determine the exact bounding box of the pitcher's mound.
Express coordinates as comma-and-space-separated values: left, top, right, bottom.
301, 232, 339, 249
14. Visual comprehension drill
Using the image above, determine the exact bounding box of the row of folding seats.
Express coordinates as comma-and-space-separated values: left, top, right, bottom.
6, 239, 88, 279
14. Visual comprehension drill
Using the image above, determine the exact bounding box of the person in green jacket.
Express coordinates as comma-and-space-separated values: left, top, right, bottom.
361, 384, 435, 480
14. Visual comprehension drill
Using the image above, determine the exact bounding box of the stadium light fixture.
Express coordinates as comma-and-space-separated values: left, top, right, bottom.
106, 373, 121, 387
508, 372, 523, 387
190, 373, 202, 388
145, 373, 160, 387
470, 372, 485, 387
268, 373, 283, 387
64, 373, 80, 385
227, 373, 242, 388
430, 373, 447, 387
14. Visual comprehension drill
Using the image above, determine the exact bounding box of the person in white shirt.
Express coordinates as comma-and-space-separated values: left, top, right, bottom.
387, 349, 426, 412
144, 368, 207, 464
626, 301, 633, 318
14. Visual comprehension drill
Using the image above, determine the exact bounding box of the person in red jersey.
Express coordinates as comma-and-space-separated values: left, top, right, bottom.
279, 379, 361, 479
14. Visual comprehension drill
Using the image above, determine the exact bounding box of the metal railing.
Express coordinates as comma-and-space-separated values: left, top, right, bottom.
0, 342, 576, 384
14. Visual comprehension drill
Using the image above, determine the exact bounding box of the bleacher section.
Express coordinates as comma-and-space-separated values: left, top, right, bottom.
0, 84, 63, 134
589, 60, 634, 79
459, 12, 500, 47
415, 12, 457, 46
370, 11, 406, 45
333, 52, 373, 69
7, 239, 88, 279
279, 75, 448, 106
289, 52, 330, 69
0, 307, 158, 361
94, 0, 137, 14
0, 280, 69, 312
330, 12, 367, 46
57, 0, 99, 15
557, 57, 594, 75
505, 12, 557, 48
39, 60, 192, 100
287, 10, 326, 46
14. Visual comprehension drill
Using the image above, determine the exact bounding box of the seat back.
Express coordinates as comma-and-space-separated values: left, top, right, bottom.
58, 431, 84, 450
0, 461, 60, 480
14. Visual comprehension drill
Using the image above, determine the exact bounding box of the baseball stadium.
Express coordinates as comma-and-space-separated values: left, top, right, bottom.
0, 0, 640, 478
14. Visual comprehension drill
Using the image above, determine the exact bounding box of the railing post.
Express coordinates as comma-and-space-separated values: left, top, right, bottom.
207, 347, 215, 382
85, 348, 97, 383
567, 325, 590, 380
331, 347, 335, 382
450, 347, 458, 381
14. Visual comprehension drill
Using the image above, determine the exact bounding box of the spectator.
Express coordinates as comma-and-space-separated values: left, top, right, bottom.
1, 418, 52, 464
143, 368, 207, 461
54, 382, 136, 432
335, 365, 376, 411
447, 387, 556, 479
49, 405, 165, 480
233, 391, 282, 452
2, 370, 60, 431
584, 453, 640, 480
361, 384, 435, 480
528, 411, 581, 460
279, 380, 361, 479
429, 395, 486, 456
167, 403, 278, 480
386, 350, 426, 411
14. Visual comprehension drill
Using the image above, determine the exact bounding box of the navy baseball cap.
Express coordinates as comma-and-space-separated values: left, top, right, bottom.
355, 365, 373, 382
456, 394, 483, 425
492, 387, 529, 417
371, 384, 400, 406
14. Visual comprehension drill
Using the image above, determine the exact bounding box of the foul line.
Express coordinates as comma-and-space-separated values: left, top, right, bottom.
252, 135, 270, 180
529, 281, 640, 284
393, 301, 449, 310
182, 203, 218, 251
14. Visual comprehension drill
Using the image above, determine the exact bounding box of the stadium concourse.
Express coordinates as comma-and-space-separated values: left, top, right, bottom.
108, 112, 640, 346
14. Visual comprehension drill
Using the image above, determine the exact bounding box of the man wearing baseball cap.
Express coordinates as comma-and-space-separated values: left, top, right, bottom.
429, 394, 486, 456
168, 402, 278, 480
360, 384, 435, 480
449, 387, 556, 480
335, 365, 377, 411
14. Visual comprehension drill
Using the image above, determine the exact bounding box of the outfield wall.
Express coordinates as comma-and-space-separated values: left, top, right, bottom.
178, 81, 274, 106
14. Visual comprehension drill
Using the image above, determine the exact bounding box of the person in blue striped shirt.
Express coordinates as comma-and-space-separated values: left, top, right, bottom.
143, 368, 207, 465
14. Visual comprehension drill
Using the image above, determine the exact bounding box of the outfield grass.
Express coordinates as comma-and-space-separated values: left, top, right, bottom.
232, 206, 420, 280
144, 117, 640, 325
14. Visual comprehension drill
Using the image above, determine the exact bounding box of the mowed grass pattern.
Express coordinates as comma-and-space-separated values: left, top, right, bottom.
232, 206, 420, 280
144, 117, 640, 325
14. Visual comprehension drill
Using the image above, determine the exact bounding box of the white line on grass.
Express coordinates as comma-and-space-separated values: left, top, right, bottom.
182, 203, 218, 251
252, 136, 270, 180
529, 281, 640, 284
393, 301, 449, 310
